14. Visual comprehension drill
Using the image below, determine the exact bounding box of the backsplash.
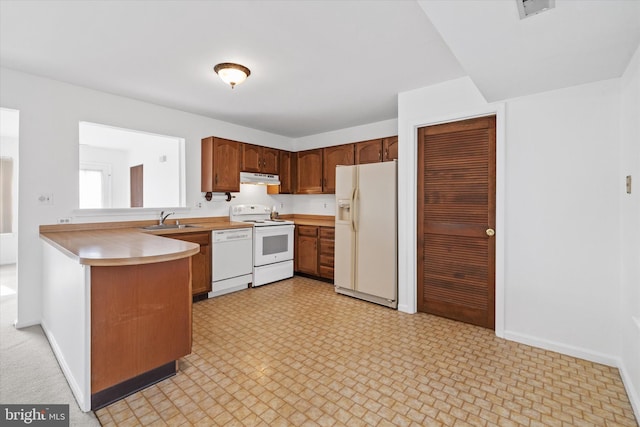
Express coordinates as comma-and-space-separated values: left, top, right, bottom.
70, 184, 334, 224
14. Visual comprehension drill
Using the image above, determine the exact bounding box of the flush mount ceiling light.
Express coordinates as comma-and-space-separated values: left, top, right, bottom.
214, 62, 251, 89
516, 0, 555, 19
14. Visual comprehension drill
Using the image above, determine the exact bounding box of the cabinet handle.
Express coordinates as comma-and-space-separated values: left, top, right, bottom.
215, 174, 218, 185
384, 149, 388, 160
378, 150, 381, 160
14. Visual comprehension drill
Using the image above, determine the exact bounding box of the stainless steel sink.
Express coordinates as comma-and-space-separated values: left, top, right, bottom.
142, 224, 200, 230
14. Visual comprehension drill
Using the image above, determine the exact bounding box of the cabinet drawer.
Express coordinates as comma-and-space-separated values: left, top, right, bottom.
319, 227, 334, 239
319, 241, 334, 255
297, 225, 318, 237
319, 266, 334, 280
319, 254, 334, 266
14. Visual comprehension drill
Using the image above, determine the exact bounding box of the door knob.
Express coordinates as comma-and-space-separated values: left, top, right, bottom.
486, 228, 495, 237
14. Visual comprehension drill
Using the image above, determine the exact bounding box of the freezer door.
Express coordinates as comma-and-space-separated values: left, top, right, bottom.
354, 161, 397, 301
334, 165, 356, 290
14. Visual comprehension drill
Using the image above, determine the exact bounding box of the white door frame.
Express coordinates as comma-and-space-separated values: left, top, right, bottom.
398, 103, 506, 338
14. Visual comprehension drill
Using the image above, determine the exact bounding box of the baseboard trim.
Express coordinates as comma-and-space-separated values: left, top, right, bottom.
14, 318, 40, 329
503, 330, 618, 367
41, 320, 90, 411
91, 362, 176, 410
618, 356, 640, 422
397, 303, 414, 314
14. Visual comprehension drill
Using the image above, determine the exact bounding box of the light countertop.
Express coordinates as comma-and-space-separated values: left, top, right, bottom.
39, 219, 252, 267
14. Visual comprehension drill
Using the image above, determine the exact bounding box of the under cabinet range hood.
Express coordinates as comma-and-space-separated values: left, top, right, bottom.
240, 172, 281, 185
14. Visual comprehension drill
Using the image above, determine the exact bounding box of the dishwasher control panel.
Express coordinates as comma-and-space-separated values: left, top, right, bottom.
212, 228, 252, 242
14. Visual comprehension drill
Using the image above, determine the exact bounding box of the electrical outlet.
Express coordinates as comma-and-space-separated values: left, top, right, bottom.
280, 202, 284, 209
38, 193, 53, 205
57, 217, 71, 224
195, 202, 202, 208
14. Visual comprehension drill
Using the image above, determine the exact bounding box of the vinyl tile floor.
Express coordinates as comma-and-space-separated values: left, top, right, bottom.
95, 277, 637, 426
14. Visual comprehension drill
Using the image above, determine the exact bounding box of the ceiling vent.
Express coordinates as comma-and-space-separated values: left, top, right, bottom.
516, 0, 555, 19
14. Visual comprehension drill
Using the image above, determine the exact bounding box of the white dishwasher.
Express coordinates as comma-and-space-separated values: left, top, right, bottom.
208, 228, 253, 298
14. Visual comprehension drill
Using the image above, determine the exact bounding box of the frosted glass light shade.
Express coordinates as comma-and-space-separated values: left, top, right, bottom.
214, 63, 251, 89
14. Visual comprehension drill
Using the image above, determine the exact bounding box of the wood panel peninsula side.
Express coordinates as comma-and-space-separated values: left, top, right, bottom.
40, 227, 200, 412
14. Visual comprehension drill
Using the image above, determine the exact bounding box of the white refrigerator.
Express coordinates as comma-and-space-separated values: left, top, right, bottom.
334, 160, 397, 309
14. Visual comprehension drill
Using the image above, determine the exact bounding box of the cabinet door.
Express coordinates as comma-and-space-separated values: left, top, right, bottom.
383, 136, 398, 161
323, 144, 354, 194
162, 232, 212, 296
296, 226, 319, 275
355, 139, 383, 164
262, 147, 279, 174
279, 150, 293, 194
296, 149, 323, 194
201, 137, 215, 193
191, 239, 211, 295
213, 138, 241, 192
242, 143, 262, 173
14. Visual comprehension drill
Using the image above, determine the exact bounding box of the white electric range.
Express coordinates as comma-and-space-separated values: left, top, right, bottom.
230, 204, 295, 287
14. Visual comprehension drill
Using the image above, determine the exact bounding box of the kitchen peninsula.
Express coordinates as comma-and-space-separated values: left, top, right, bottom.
39, 220, 247, 412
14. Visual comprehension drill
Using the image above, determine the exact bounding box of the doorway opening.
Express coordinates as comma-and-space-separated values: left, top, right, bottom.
0, 108, 19, 304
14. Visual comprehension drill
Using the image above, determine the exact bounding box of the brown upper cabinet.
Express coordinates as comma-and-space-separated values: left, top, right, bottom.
355, 139, 383, 164
201, 137, 242, 193
242, 144, 279, 174
322, 144, 354, 194
278, 150, 294, 194
295, 149, 324, 194
202, 135, 395, 196
383, 136, 398, 161
355, 136, 398, 164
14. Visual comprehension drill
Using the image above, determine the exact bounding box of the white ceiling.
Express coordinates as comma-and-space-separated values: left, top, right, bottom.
1, 1, 638, 138
419, 0, 640, 102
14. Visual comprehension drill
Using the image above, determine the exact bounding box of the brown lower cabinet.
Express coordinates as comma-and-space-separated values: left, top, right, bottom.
91, 258, 192, 407
161, 231, 211, 296
318, 227, 335, 280
295, 225, 318, 275
295, 225, 334, 281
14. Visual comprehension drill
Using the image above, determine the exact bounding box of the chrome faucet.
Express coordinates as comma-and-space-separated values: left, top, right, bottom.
159, 211, 174, 225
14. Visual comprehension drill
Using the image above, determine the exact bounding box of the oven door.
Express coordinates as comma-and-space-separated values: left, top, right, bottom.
254, 224, 294, 266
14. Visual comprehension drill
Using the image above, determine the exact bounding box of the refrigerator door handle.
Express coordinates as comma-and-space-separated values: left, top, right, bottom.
352, 187, 359, 232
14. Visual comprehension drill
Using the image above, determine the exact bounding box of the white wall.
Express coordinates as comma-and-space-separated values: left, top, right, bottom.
293, 118, 398, 150
0, 67, 291, 327
127, 136, 181, 208
502, 80, 621, 362
398, 75, 624, 366
41, 241, 91, 411
619, 44, 640, 417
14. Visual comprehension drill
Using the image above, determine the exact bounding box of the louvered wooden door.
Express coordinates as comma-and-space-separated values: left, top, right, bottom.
417, 116, 496, 329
